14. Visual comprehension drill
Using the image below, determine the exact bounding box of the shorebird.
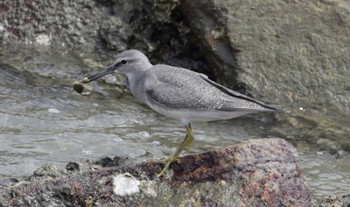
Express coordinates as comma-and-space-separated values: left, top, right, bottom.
80, 49, 281, 177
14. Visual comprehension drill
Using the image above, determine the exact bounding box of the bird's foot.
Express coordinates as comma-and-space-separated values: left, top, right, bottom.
156, 156, 179, 177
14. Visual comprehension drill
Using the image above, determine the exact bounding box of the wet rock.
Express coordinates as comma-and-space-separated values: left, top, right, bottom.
0, 138, 312, 207
31, 163, 60, 179
94, 156, 122, 168
65, 162, 81, 172
29, 162, 84, 183
318, 194, 350, 207
0, 178, 19, 188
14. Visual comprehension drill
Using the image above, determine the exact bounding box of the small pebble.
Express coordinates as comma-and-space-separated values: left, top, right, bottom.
72, 81, 92, 96
73, 82, 84, 94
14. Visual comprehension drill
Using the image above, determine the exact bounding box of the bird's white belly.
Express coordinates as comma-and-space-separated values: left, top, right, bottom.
149, 104, 253, 123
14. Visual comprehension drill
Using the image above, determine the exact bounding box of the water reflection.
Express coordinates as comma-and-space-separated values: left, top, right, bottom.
301, 153, 350, 198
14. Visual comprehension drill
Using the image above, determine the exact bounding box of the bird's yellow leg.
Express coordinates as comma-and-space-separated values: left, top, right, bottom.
157, 123, 193, 177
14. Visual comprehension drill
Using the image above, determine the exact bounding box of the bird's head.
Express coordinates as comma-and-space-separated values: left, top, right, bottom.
82, 49, 153, 83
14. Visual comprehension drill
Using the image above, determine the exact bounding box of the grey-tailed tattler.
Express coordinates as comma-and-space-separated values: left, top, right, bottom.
78, 49, 281, 177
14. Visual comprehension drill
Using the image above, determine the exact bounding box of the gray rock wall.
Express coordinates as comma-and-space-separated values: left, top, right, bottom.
180, 0, 350, 119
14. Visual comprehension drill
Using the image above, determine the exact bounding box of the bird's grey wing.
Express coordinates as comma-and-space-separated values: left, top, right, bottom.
144, 65, 281, 112
144, 68, 219, 110
199, 74, 282, 112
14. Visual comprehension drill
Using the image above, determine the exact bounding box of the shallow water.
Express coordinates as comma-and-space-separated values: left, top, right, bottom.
0, 45, 349, 199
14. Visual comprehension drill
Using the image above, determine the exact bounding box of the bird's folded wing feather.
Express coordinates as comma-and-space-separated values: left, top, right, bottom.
199, 75, 281, 111
144, 65, 280, 112
146, 73, 215, 110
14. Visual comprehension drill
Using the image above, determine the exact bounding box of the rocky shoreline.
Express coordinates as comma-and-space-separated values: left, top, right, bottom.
0, 138, 313, 207
1, 0, 350, 206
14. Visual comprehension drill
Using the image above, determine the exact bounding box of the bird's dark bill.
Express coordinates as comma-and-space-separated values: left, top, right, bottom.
82, 66, 114, 83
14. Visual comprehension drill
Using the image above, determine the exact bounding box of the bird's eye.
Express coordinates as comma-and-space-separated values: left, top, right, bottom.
120, 59, 128, 64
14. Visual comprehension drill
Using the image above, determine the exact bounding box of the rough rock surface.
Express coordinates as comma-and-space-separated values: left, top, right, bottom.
0, 0, 210, 77
318, 194, 350, 207
179, 0, 350, 119
0, 138, 311, 207
0, 0, 104, 49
